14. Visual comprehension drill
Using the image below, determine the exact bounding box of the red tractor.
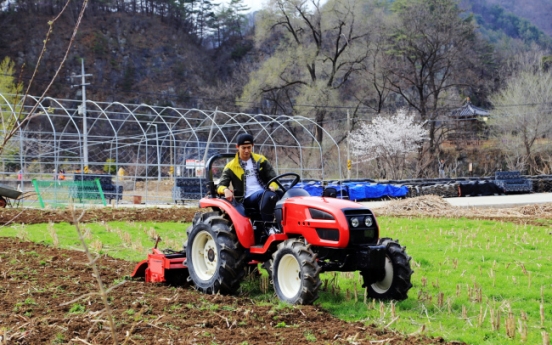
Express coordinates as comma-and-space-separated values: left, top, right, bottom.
132, 153, 413, 305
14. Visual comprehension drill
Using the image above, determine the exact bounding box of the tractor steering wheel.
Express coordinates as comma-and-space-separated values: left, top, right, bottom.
266, 173, 301, 193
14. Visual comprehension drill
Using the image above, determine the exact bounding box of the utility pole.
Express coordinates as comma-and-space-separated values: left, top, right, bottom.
347, 110, 351, 180
72, 59, 93, 173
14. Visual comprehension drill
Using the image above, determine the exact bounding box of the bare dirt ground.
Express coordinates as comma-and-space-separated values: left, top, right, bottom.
0, 206, 198, 226
2, 196, 552, 345
373, 195, 552, 226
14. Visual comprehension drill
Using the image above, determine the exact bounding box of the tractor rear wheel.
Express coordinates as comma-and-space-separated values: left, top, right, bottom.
186, 211, 246, 295
365, 238, 413, 301
272, 239, 321, 305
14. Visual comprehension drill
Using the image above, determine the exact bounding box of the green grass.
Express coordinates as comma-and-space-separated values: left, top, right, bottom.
316, 217, 552, 344
2, 216, 552, 344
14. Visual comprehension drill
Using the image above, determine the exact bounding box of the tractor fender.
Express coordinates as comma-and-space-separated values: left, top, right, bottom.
199, 198, 255, 248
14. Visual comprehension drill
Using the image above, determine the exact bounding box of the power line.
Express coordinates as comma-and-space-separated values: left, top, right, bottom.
4, 72, 552, 111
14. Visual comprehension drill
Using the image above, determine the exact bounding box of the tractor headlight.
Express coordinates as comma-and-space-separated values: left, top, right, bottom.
350, 217, 360, 228
364, 216, 373, 227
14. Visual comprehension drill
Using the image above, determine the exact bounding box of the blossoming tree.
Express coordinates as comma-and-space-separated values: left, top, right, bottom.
348, 109, 427, 179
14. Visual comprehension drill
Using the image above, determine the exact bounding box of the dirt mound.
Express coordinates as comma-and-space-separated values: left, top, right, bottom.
377, 195, 452, 213
373, 195, 552, 223
0, 237, 459, 344
516, 203, 552, 216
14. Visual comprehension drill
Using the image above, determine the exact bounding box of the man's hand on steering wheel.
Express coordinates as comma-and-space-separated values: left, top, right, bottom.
266, 173, 301, 193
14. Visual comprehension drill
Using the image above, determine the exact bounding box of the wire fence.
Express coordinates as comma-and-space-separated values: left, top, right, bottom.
0, 94, 345, 207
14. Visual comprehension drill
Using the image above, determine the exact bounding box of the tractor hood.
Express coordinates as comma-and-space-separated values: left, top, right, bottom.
278, 196, 379, 248
283, 196, 367, 209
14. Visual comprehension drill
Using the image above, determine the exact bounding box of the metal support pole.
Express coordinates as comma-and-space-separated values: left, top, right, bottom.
148, 123, 161, 181
72, 59, 92, 173
19, 130, 24, 191
170, 131, 174, 181
81, 60, 88, 172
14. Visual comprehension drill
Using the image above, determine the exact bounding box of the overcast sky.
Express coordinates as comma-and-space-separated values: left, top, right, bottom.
219, 0, 267, 12
218, 0, 323, 13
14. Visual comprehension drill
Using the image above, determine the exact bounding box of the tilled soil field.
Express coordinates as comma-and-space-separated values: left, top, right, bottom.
0, 207, 199, 226
2, 197, 551, 344
0, 237, 457, 345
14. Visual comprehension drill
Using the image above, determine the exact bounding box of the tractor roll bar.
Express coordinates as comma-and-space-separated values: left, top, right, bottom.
204, 153, 235, 198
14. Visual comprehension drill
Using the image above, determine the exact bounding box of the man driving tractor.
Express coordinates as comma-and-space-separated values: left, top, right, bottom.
217, 133, 281, 234
133, 139, 413, 304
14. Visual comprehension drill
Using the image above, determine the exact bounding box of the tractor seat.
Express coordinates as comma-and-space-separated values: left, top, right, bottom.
279, 188, 309, 202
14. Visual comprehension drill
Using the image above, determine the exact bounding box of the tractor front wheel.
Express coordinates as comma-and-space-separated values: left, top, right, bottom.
186, 211, 246, 295
272, 239, 321, 305
365, 238, 413, 301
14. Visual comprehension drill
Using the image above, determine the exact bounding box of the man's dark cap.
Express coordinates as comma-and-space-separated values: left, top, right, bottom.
236, 133, 254, 146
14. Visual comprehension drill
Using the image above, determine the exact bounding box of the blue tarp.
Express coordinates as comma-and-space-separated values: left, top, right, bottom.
293, 181, 408, 200
344, 183, 408, 200
293, 181, 324, 197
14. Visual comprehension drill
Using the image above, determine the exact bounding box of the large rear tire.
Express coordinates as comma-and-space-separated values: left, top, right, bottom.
365, 238, 413, 301
186, 211, 246, 295
272, 239, 321, 305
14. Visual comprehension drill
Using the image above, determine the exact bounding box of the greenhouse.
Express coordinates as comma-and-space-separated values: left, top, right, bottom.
0, 94, 345, 206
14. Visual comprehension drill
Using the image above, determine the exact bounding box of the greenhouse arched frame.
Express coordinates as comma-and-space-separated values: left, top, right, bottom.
0, 94, 345, 205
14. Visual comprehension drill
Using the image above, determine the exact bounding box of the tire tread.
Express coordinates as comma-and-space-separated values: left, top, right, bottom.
186, 210, 246, 295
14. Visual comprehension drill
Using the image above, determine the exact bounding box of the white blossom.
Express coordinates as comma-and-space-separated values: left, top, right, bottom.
348, 109, 427, 179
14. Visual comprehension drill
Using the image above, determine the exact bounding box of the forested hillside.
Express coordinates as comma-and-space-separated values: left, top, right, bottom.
1, 0, 552, 178
0, 0, 254, 110
1, 0, 550, 110
484, 0, 552, 37
460, 0, 552, 49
